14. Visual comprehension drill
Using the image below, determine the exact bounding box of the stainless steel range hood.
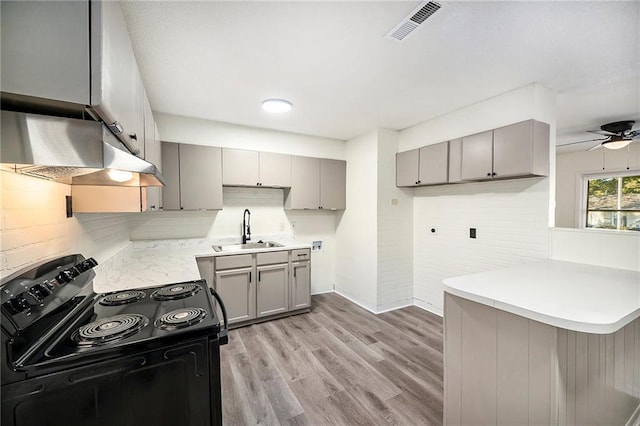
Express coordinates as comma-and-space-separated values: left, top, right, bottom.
1, 111, 164, 186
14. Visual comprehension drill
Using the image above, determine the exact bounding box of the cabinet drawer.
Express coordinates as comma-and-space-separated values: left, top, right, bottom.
256, 251, 289, 265
291, 249, 310, 261
215, 254, 252, 270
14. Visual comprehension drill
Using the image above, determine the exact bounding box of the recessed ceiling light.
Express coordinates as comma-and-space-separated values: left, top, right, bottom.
262, 99, 292, 113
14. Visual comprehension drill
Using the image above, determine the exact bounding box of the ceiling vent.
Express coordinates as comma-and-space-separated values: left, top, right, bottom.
385, 1, 441, 42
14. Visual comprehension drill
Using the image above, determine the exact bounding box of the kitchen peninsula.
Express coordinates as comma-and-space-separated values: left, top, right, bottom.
443, 260, 640, 426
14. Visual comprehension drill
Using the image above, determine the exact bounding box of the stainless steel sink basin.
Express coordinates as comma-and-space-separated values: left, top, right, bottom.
212, 241, 284, 252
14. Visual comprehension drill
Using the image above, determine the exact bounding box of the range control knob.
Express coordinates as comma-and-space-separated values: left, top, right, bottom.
2, 294, 30, 315
75, 258, 98, 273
29, 283, 52, 300
55, 269, 77, 284
23, 291, 43, 307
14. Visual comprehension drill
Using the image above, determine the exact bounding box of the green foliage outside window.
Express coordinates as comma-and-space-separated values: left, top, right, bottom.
586, 174, 640, 231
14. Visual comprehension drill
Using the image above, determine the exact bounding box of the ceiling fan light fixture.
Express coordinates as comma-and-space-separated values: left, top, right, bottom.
261, 99, 292, 113
602, 139, 631, 150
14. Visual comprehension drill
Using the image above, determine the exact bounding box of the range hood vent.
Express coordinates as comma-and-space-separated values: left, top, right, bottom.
1, 111, 164, 187
385, 1, 441, 42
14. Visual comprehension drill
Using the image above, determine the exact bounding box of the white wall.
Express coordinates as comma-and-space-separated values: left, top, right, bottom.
335, 130, 378, 310
550, 227, 640, 271
156, 112, 345, 159
0, 172, 130, 279
556, 145, 640, 228
376, 129, 413, 312
400, 83, 556, 315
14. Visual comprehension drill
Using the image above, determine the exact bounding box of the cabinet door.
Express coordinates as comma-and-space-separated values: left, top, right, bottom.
1, 1, 90, 104
222, 148, 259, 186
448, 138, 463, 183
418, 142, 449, 185
180, 144, 223, 210
287, 156, 320, 209
91, 1, 144, 156
493, 120, 534, 178
461, 130, 493, 180
396, 149, 420, 187
161, 142, 180, 210
215, 268, 254, 325
291, 261, 311, 310
143, 94, 161, 211
259, 152, 291, 187
320, 159, 346, 210
256, 264, 288, 318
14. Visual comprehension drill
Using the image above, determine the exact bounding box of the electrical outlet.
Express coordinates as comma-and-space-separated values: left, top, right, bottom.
279, 222, 285, 232
470, 228, 476, 239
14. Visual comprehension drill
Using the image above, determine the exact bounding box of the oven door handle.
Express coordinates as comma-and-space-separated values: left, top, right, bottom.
209, 287, 229, 345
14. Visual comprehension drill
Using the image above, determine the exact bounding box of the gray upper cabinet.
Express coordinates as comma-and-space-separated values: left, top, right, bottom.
144, 96, 161, 211
461, 130, 494, 180
493, 120, 549, 178
222, 148, 259, 186
396, 142, 449, 187
448, 138, 463, 183
461, 120, 549, 181
222, 149, 291, 187
160, 142, 180, 211
259, 152, 291, 187
1, 1, 90, 104
287, 156, 321, 209
396, 149, 420, 187
91, 1, 145, 156
320, 159, 346, 210
286, 156, 346, 210
419, 142, 449, 185
161, 142, 223, 210
1, 1, 147, 158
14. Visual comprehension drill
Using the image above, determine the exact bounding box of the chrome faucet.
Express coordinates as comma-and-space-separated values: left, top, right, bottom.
242, 209, 251, 244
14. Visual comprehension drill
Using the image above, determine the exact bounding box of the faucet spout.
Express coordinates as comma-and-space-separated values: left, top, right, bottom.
242, 209, 251, 244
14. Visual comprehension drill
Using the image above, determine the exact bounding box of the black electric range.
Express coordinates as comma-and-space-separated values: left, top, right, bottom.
1, 254, 228, 426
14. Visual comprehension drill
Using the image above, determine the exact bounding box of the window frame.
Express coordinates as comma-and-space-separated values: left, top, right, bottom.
581, 170, 640, 231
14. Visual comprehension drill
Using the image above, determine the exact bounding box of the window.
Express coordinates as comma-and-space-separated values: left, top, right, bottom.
584, 172, 640, 231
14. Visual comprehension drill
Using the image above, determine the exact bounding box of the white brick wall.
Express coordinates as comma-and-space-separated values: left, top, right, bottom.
0, 172, 130, 279
376, 129, 413, 312
413, 177, 551, 315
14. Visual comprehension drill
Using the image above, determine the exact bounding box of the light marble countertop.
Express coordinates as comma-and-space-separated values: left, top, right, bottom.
93, 235, 310, 294
443, 260, 640, 334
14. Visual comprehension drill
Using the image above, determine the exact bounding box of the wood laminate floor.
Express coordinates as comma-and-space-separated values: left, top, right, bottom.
220, 293, 444, 425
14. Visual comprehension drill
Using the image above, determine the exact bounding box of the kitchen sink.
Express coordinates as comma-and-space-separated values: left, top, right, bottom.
212, 241, 284, 252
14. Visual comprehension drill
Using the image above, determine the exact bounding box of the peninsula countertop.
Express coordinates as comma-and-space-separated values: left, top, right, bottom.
443, 259, 640, 334
93, 237, 311, 294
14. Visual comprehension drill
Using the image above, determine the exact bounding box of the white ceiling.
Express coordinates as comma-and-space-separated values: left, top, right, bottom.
121, 1, 640, 147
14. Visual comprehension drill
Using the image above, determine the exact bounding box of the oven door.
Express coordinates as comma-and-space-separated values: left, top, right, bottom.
1, 338, 214, 426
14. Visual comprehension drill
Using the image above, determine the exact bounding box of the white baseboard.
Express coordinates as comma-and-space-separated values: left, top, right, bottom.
311, 289, 334, 296
376, 299, 413, 314
413, 298, 443, 317
333, 289, 378, 314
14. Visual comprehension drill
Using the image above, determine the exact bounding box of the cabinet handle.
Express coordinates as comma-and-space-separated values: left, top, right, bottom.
319, 206, 323, 209
129, 133, 138, 141
297, 253, 307, 257
294, 267, 296, 278
249, 271, 252, 282
486, 172, 491, 177
492, 172, 497, 176
258, 271, 261, 282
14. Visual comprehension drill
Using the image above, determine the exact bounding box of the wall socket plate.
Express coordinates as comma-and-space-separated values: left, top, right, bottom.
470, 228, 477, 239
312, 240, 323, 251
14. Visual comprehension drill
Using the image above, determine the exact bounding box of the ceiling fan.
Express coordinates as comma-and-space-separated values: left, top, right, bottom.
559, 120, 640, 151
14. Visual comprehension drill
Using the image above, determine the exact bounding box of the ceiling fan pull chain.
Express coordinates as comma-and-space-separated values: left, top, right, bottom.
627, 144, 630, 170
602, 148, 606, 170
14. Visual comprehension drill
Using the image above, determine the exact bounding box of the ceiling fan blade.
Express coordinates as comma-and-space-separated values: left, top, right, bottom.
587, 143, 603, 152
556, 137, 609, 147
587, 129, 619, 137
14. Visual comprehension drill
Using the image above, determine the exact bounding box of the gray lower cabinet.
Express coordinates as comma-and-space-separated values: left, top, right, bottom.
200, 249, 311, 328
291, 249, 311, 310
161, 142, 223, 210
256, 263, 289, 317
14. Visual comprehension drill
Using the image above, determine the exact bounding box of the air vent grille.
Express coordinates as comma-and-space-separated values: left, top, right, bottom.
410, 2, 441, 24
385, 1, 441, 42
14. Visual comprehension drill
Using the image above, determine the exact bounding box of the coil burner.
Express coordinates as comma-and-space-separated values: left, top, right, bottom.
73, 314, 149, 346
155, 308, 207, 330
99, 290, 146, 306
151, 283, 202, 301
